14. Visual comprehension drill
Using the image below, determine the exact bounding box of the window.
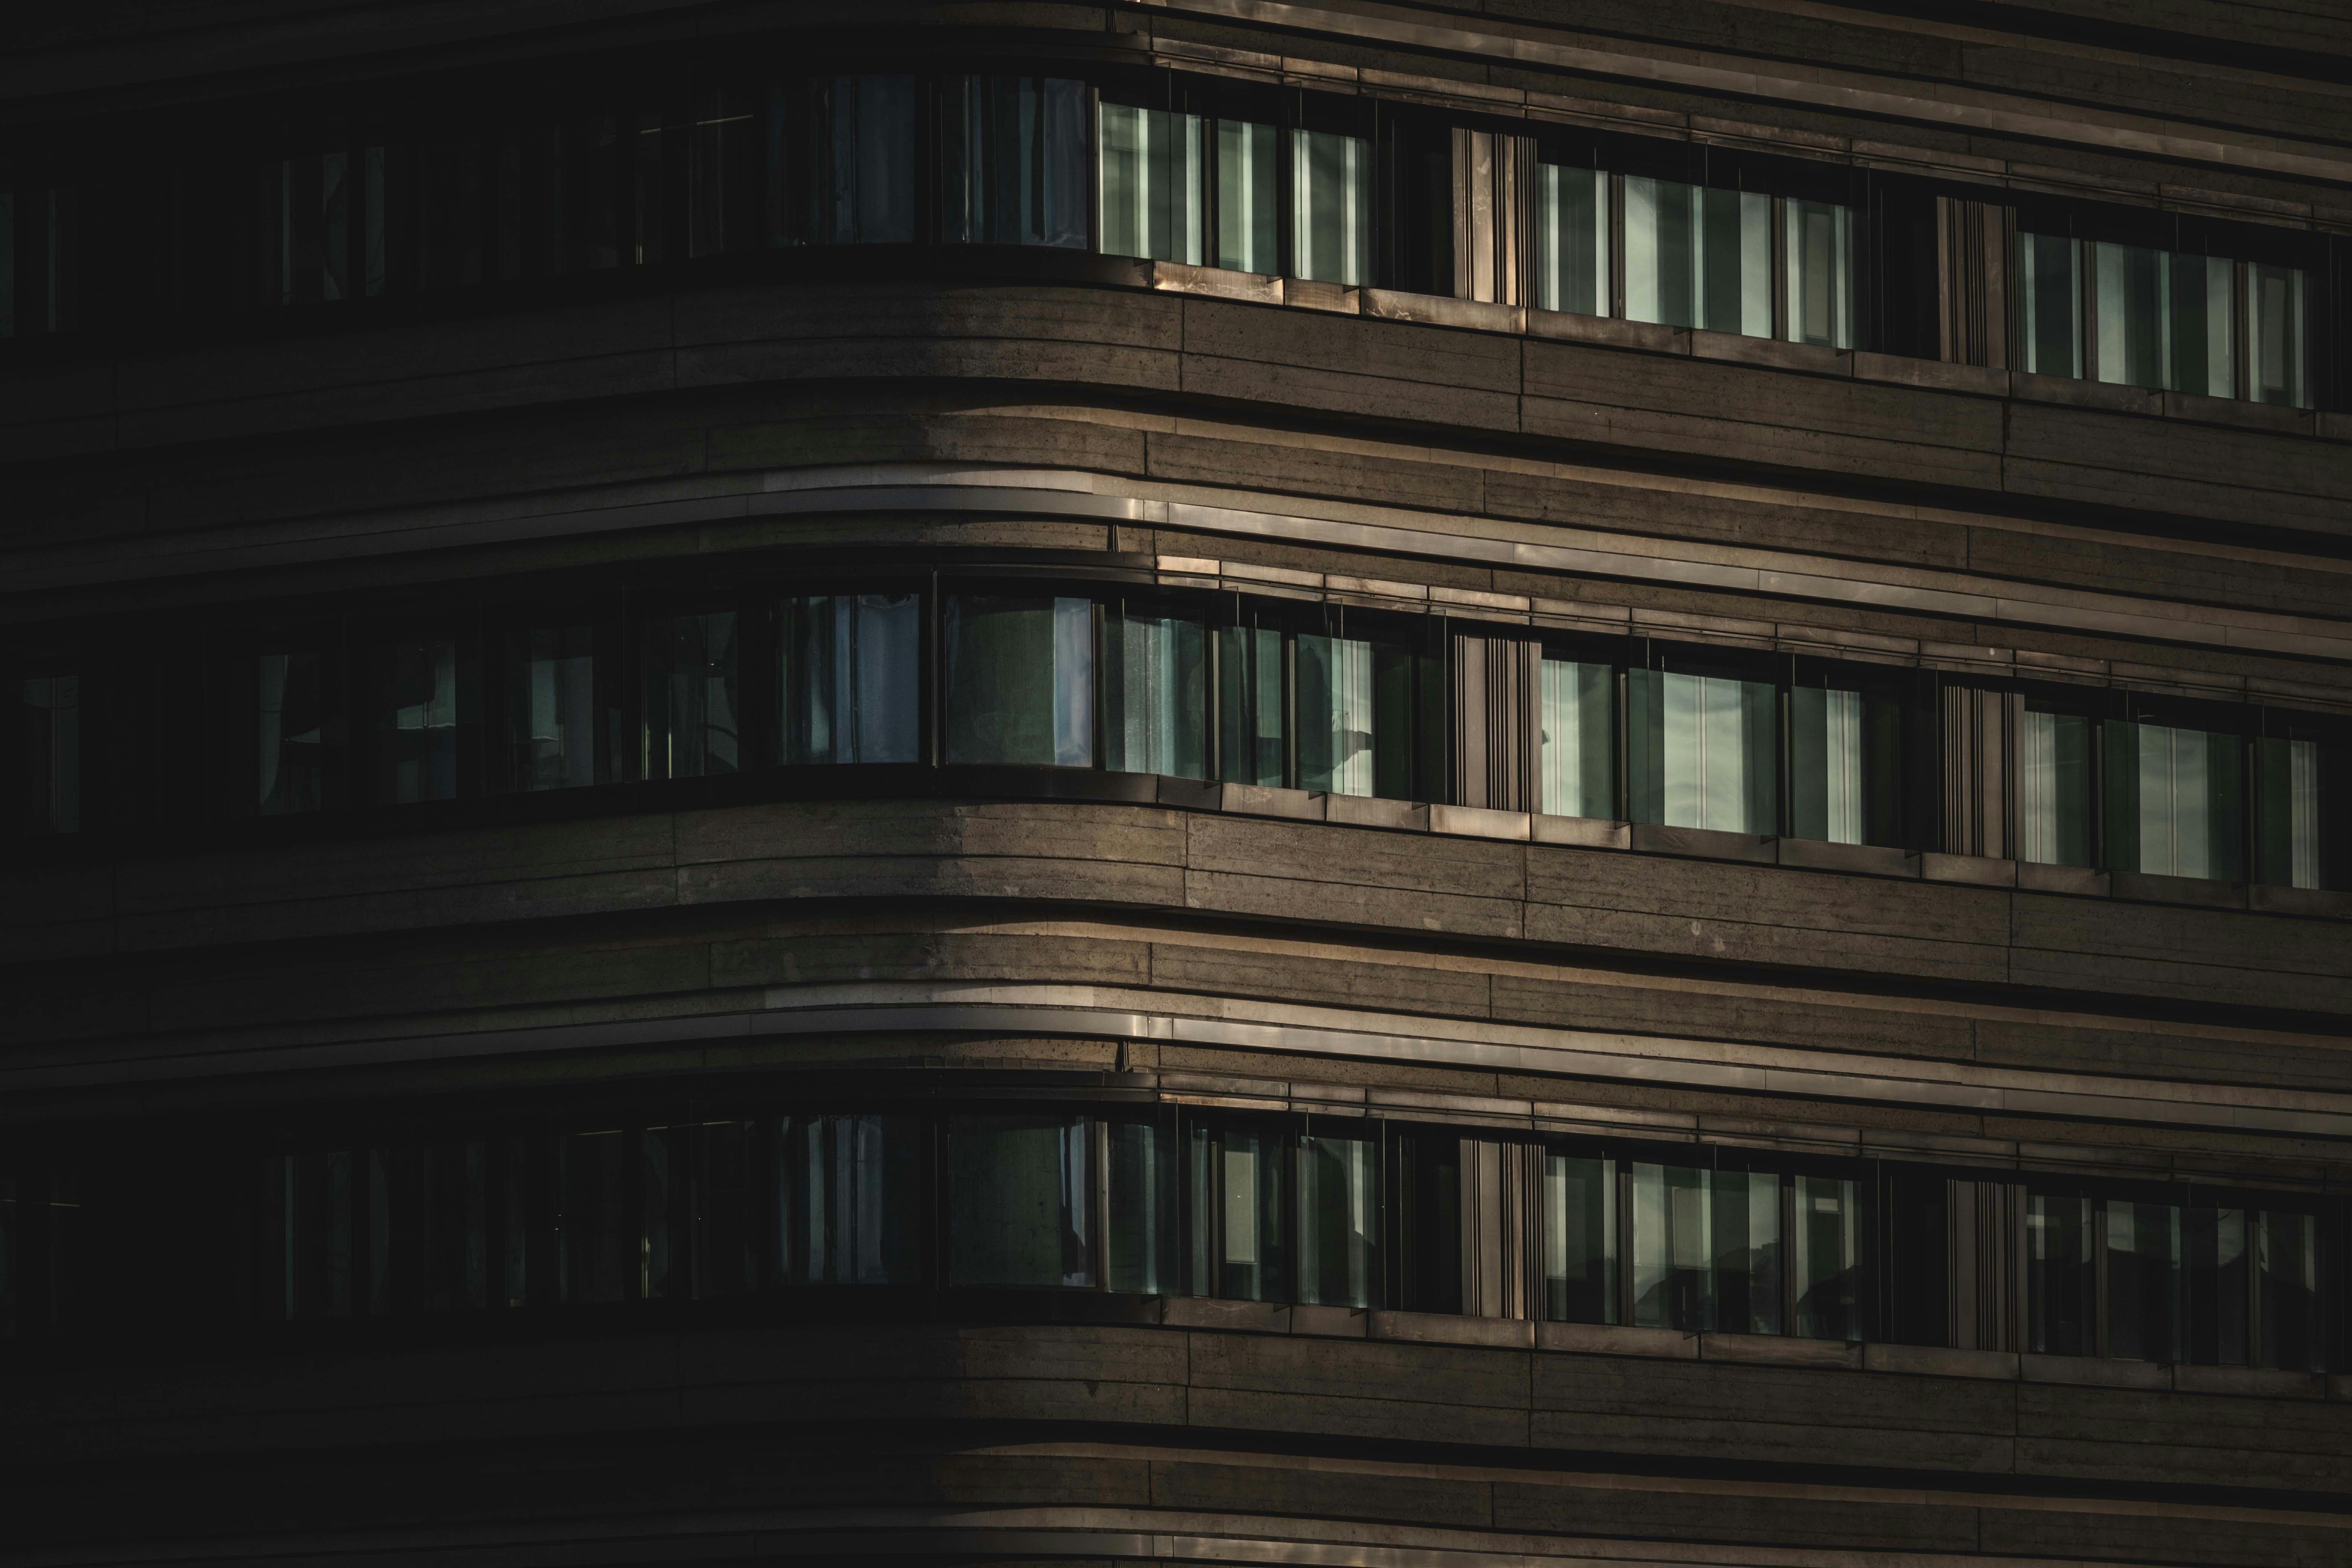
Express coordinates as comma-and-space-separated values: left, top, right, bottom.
943, 76, 1087, 248
1297, 1127, 1378, 1308
1541, 1150, 1616, 1323
1628, 664, 1777, 835
257, 650, 328, 814
949, 1113, 1093, 1287
2020, 700, 2094, 868
2018, 232, 2081, 378
2247, 263, 2308, 408
372, 636, 461, 803
1108, 1116, 1179, 1295
792, 75, 918, 245
0, 186, 67, 337
779, 593, 920, 765
266, 132, 384, 305
17, 660, 78, 835
1099, 103, 1204, 265
2027, 1190, 2094, 1355
504, 624, 603, 790
1624, 178, 1769, 337
1218, 614, 1285, 787
943, 594, 1093, 767
2256, 718, 2336, 891
2093, 243, 2232, 397
771, 1113, 921, 1285
1216, 119, 1279, 275
1103, 600, 1208, 779
2105, 712, 2244, 882
1188, 1117, 1286, 1302
1789, 674, 1902, 847
1629, 1161, 1783, 1335
1539, 654, 1613, 819
1782, 199, 1854, 349
1293, 128, 1370, 285
688, 86, 755, 258
1295, 620, 1430, 800
1790, 1174, 1861, 1341
557, 1128, 630, 1305
641, 611, 738, 780
1533, 164, 1606, 316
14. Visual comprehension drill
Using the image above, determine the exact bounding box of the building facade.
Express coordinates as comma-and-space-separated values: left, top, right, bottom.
4, 1, 2351, 1563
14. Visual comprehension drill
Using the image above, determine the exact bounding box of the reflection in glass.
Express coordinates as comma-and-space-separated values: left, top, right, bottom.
1298, 1130, 1377, 1308
2188, 1204, 2249, 1366
794, 75, 917, 245
1791, 683, 1898, 846
1216, 121, 1279, 275
773, 1113, 920, 1285
944, 595, 1093, 767
377, 637, 459, 803
2256, 734, 2323, 890
1190, 1120, 1285, 1302
1296, 633, 1374, 797
2019, 232, 2081, 378
506, 625, 599, 790
950, 1114, 1093, 1287
258, 651, 325, 814
2105, 1199, 2182, 1363
1624, 178, 1768, 337
641, 612, 738, 780
1790, 1174, 1857, 1341
1293, 130, 1370, 285
2027, 1191, 2094, 1355
2094, 244, 2231, 397
2107, 720, 2243, 881
943, 76, 1087, 248
1628, 669, 1777, 834
1099, 104, 1203, 265
1717, 1169, 1783, 1336
1108, 1117, 1178, 1295
2021, 706, 2092, 867
1542, 1152, 1616, 1323
2247, 264, 2307, 408
1534, 165, 1606, 316
2257, 1209, 2322, 1371
1782, 200, 1854, 348
781, 594, 919, 765
19, 668, 78, 835
1540, 657, 1613, 819
1219, 623, 1285, 787
1632, 1162, 1782, 1332
1105, 605, 1207, 779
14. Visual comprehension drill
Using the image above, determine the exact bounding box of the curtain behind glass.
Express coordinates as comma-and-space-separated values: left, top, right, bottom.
1624, 179, 1768, 337
1099, 104, 1204, 264
772, 1113, 920, 1285
1216, 120, 1279, 274
1782, 200, 1853, 349
1542, 1153, 1615, 1323
1790, 684, 1896, 846
1540, 657, 1613, 819
944, 595, 1093, 766
1107, 1117, 1177, 1294
2106, 720, 2244, 881
2246, 264, 2307, 408
943, 76, 1087, 248
257, 651, 325, 814
377, 637, 459, 803
1292, 130, 1369, 285
950, 1114, 1093, 1287
2256, 735, 2323, 890
2020, 706, 2092, 867
505, 625, 599, 790
781, 594, 919, 765
1534, 165, 1605, 316
1219, 623, 1285, 786
641, 612, 739, 781
1105, 605, 1207, 779
1628, 669, 1777, 834
790, 75, 918, 245
1296, 633, 1374, 796
2019, 233, 2081, 378
1297, 1130, 1377, 1308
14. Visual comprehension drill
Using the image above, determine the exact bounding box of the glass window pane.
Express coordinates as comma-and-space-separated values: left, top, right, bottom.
559, 1129, 630, 1305
781, 594, 920, 765
2095, 242, 2164, 390
944, 76, 1087, 248
949, 1114, 1093, 1287
1397, 1132, 1461, 1314
641, 612, 739, 781
2256, 1210, 2322, 1371
1105, 605, 1208, 779
20, 667, 80, 835
1625, 179, 1768, 337
1211, 1122, 1285, 1301
423, 1137, 487, 1314
1099, 104, 1204, 265
283, 1150, 355, 1319
2166, 251, 2233, 398
772, 1113, 920, 1286
1108, 1116, 1177, 1295
257, 651, 326, 814
505, 625, 600, 790
944, 595, 1093, 767
2188, 1204, 2249, 1366
2109, 720, 2244, 881
419, 129, 483, 287
1630, 1161, 1713, 1331
2104, 1199, 2182, 1363
1540, 657, 1614, 819
2027, 1191, 2095, 1355
2021, 706, 2092, 867
1716, 1169, 1784, 1335
688, 86, 752, 258
698, 1120, 754, 1299
803, 74, 917, 245
1292, 129, 1370, 285
1297, 633, 1374, 797
1218, 622, 1285, 787
1629, 669, 1777, 834
1542, 1152, 1616, 1323
1214, 120, 1279, 275
376, 637, 460, 803
1534, 165, 1606, 316
2019, 233, 2081, 378
1298, 1130, 1378, 1308
1791, 1174, 1860, 1340
2257, 734, 2325, 890
2247, 264, 2307, 408
1782, 200, 1853, 349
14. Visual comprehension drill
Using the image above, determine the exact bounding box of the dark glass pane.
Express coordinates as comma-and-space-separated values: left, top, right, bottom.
2094, 242, 2164, 390
2105, 1199, 2182, 1363
1631, 1162, 1722, 1331
943, 595, 1092, 767
423, 1137, 486, 1314
942, 76, 1087, 248
1098, 103, 1204, 265
780, 594, 920, 765
2107, 719, 2245, 881
2019, 233, 2079, 378
1791, 682, 1902, 847
641, 612, 739, 780
771, 1113, 921, 1286
1535, 164, 1604, 316
560, 1129, 629, 1305
563, 113, 620, 272
805, 75, 918, 245
1107, 1116, 1178, 1295
374, 637, 460, 803
1543, 1152, 1615, 1323
630, 109, 666, 266
1191, 1120, 1285, 1302
1213, 119, 1278, 275
18, 666, 79, 835
2256, 732, 2327, 890
1397, 1133, 1462, 1315
2188, 1204, 2250, 1366
1104, 605, 1207, 779
1298, 1130, 1378, 1308
1217, 623, 1284, 787
2022, 705, 2092, 867
698, 1120, 755, 1298
949, 1114, 1093, 1287
417, 129, 481, 289
292, 1150, 354, 1320
2256, 1210, 2323, 1371
505, 624, 601, 790
2027, 1191, 2093, 1355
1628, 668, 1776, 834
642, 1126, 676, 1300
257, 651, 326, 814
1792, 1174, 1861, 1340
688, 85, 753, 257
1713, 1168, 1784, 1336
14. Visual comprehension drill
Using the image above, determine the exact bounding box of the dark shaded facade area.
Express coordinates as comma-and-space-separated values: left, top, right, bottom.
5, 1, 2352, 1563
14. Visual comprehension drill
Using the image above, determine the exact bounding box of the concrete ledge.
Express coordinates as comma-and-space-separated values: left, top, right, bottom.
1373, 1309, 1534, 1349
2012, 371, 2162, 416
1690, 330, 1849, 377
2249, 883, 2352, 919
1863, 1343, 2016, 1379
1429, 804, 1530, 841
2110, 870, 2246, 910
2018, 861, 2108, 896
1775, 838, 1917, 877
1919, 852, 2017, 887
1163, 1297, 1289, 1333
1362, 288, 1524, 334
1702, 1331, 1860, 1369
1218, 784, 1320, 820
1325, 794, 1427, 831
1533, 814, 1631, 850
1631, 824, 1777, 863
1289, 1303, 1370, 1338
2023, 1352, 2168, 1389
1852, 352, 2006, 395
1148, 259, 1282, 304
2174, 1363, 2325, 1399
1527, 309, 1686, 354
1285, 277, 1360, 314
2164, 389, 2312, 435
1537, 1321, 1696, 1359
